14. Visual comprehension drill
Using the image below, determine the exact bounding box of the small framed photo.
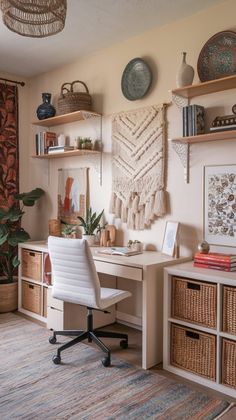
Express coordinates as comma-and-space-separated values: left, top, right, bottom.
162, 221, 179, 256
204, 164, 236, 246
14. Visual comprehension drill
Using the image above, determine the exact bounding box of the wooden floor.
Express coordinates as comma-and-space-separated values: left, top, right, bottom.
18, 313, 236, 418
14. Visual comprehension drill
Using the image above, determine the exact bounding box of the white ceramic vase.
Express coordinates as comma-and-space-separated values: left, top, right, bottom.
176, 52, 194, 88
83, 234, 96, 246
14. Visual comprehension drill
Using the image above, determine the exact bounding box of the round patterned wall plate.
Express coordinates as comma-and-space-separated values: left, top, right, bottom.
197, 31, 236, 82
121, 58, 152, 100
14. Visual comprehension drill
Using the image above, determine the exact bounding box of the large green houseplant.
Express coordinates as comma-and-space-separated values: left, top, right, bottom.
0, 188, 44, 312
78, 207, 104, 246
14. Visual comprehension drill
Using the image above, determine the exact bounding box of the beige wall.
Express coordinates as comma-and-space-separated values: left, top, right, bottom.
24, 0, 236, 255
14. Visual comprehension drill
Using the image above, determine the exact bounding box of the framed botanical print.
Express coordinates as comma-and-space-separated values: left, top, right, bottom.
161, 221, 179, 256
204, 165, 236, 246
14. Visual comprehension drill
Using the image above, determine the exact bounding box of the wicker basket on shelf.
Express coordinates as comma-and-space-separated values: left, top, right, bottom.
222, 338, 236, 389
223, 286, 236, 335
57, 80, 92, 115
22, 281, 41, 315
170, 324, 216, 380
172, 277, 217, 328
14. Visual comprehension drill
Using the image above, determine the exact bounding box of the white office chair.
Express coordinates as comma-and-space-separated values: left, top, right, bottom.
48, 236, 131, 367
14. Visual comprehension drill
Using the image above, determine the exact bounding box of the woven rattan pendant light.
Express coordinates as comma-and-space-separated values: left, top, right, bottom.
0, 0, 67, 38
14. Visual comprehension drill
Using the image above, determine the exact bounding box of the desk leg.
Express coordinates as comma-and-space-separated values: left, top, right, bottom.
142, 266, 163, 369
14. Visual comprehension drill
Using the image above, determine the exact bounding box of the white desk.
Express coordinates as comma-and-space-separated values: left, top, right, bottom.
18, 241, 189, 369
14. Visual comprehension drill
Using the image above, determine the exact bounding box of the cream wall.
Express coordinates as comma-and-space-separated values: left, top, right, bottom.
25, 0, 236, 255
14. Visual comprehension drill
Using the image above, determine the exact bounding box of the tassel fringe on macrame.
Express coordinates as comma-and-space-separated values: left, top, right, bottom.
109, 190, 166, 230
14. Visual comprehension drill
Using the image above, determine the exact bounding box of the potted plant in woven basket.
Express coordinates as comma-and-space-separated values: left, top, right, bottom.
77, 207, 104, 246
0, 188, 44, 313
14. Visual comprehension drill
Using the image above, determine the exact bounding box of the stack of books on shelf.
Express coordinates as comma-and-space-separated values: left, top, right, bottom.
48, 145, 74, 154
35, 131, 57, 155
194, 252, 236, 272
182, 104, 205, 136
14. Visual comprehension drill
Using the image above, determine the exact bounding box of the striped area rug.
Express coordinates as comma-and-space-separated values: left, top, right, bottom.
0, 313, 232, 419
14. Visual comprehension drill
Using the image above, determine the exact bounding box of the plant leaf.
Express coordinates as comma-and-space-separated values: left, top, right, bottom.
0, 224, 9, 245
7, 207, 24, 222
12, 255, 20, 268
0, 209, 8, 221
8, 229, 30, 246
15, 188, 44, 206
78, 208, 104, 235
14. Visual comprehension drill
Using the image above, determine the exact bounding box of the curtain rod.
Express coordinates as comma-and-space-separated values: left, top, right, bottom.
0, 77, 25, 87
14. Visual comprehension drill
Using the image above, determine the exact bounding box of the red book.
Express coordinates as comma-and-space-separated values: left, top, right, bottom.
194, 257, 236, 268
194, 252, 236, 263
193, 262, 236, 272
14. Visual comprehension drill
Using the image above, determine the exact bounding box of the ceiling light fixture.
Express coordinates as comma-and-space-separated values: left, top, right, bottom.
0, 0, 67, 38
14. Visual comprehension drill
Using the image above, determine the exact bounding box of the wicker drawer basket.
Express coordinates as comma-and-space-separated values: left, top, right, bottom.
22, 249, 42, 282
22, 281, 41, 315
223, 286, 236, 335
222, 338, 236, 389
172, 277, 217, 328
170, 324, 216, 380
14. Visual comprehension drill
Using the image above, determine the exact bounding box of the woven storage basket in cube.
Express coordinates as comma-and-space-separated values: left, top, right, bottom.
22, 281, 41, 315
170, 324, 216, 380
172, 277, 217, 328
223, 286, 236, 335
22, 250, 42, 282
57, 80, 92, 115
222, 338, 236, 389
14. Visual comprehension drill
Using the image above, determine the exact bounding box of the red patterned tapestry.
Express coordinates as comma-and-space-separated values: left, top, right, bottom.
0, 83, 19, 210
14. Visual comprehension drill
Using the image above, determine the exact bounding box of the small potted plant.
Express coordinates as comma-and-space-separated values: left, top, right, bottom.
61, 224, 77, 238
81, 137, 93, 150
0, 188, 45, 312
127, 240, 143, 252
77, 207, 104, 246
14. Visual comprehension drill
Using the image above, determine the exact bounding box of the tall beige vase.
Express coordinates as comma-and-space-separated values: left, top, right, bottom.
176, 52, 194, 87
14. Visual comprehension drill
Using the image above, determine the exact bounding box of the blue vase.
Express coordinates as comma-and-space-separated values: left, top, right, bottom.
36, 93, 56, 120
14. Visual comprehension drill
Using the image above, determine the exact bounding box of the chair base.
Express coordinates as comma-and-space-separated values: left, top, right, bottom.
49, 308, 128, 367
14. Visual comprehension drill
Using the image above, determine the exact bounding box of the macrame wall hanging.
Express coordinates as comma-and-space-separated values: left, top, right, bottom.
109, 104, 167, 230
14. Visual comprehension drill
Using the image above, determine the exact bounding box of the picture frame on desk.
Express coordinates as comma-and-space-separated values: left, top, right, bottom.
161, 221, 179, 257
204, 164, 236, 247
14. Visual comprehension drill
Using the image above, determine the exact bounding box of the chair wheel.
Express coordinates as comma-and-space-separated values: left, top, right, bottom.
102, 356, 110, 367
52, 355, 61, 364
120, 339, 128, 349
49, 336, 57, 344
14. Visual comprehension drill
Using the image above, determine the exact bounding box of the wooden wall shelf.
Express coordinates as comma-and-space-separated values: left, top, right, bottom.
32, 149, 100, 159
170, 129, 236, 144
171, 74, 236, 99
171, 75, 236, 182
32, 110, 101, 127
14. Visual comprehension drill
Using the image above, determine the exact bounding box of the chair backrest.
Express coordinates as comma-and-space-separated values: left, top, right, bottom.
48, 236, 101, 308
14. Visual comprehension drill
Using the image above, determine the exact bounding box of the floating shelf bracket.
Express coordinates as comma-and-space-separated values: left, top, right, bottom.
171, 92, 190, 182
171, 92, 189, 109
81, 110, 101, 120
172, 141, 190, 183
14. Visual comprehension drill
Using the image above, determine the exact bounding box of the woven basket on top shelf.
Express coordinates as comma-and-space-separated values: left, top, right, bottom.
172, 277, 217, 328
57, 80, 92, 115
223, 286, 236, 335
170, 324, 216, 380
